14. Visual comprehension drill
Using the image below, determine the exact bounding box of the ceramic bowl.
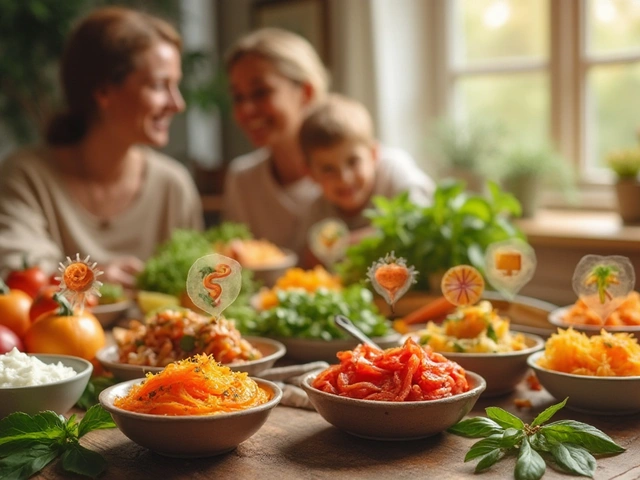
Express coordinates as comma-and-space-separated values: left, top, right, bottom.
527, 351, 640, 415
96, 336, 286, 381
99, 377, 282, 457
249, 248, 298, 288
301, 371, 485, 440
548, 306, 640, 336
90, 300, 132, 328
403, 332, 545, 397
0, 353, 92, 418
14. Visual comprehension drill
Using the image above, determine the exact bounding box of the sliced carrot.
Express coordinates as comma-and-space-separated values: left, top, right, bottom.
398, 296, 456, 327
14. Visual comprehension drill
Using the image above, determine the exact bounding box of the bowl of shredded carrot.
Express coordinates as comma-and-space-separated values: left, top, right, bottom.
301, 339, 486, 440
99, 354, 282, 457
527, 327, 640, 414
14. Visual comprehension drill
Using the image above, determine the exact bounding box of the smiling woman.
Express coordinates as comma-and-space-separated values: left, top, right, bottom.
0, 6, 203, 287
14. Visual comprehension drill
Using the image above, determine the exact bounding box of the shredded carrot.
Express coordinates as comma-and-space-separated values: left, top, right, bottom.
113, 354, 270, 415
562, 291, 640, 326
312, 338, 470, 401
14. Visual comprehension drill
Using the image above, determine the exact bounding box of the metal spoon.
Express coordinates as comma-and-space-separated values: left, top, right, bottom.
334, 315, 382, 350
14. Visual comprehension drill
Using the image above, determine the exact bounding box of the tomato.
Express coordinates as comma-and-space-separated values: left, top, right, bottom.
29, 286, 60, 323
25, 295, 105, 360
6, 262, 49, 299
0, 325, 23, 353
0, 279, 32, 338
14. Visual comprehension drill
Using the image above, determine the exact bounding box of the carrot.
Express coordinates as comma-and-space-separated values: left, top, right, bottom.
393, 296, 456, 333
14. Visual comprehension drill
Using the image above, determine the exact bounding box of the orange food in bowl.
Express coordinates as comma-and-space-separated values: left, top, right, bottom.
562, 291, 640, 326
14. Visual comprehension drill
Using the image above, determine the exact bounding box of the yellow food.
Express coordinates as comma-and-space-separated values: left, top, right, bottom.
257, 266, 342, 310
113, 354, 270, 415
137, 290, 180, 315
215, 239, 287, 268
537, 327, 640, 376
415, 301, 527, 353
562, 291, 640, 326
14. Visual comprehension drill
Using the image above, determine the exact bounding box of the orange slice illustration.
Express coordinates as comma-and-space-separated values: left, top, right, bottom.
441, 265, 485, 306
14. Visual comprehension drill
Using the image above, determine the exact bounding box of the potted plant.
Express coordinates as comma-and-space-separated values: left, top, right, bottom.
606, 147, 640, 224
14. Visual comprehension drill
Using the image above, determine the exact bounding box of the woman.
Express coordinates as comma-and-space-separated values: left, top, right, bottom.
0, 7, 203, 287
222, 28, 329, 252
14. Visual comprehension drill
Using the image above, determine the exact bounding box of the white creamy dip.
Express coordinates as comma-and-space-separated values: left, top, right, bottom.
0, 348, 77, 387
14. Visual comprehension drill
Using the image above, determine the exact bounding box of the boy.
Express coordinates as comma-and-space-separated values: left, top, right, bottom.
297, 94, 435, 263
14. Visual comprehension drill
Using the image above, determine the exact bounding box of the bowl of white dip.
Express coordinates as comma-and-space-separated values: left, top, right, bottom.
0, 348, 93, 418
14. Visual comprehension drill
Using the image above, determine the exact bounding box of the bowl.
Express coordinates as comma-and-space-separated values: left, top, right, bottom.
249, 248, 298, 287
0, 353, 92, 418
90, 300, 132, 328
275, 332, 402, 363
96, 336, 286, 381
301, 370, 485, 440
99, 377, 282, 457
527, 351, 640, 415
549, 306, 640, 336
403, 331, 545, 397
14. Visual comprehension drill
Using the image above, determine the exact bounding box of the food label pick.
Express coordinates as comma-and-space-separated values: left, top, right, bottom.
367, 252, 417, 311
308, 218, 349, 268
186, 254, 242, 318
441, 265, 485, 306
484, 239, 537, 300
57, 254, 103, 312
572, 254, 635, 322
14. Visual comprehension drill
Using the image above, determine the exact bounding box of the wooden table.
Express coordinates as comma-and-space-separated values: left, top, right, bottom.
36, 381, 640, 480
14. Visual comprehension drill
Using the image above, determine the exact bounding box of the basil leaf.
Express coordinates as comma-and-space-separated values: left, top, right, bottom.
61, 443, 108, 478
76, 376, 117, 410
0, 442, 60, 480
528, 432, 552, 452
465, 436, 505, 462
515, 437, 546, 480
447, 416, 504, 438
542, 420, 625, 454
77, 405, 116, 438
530, 397, 567, 427
475, 448, 504, 473
0, 412, 65, 448
550, 443, 596, 477
486, 406, 525, 430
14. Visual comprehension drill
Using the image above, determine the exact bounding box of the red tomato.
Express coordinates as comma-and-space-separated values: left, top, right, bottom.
6, 264, 49, 299
0, 279, 32, 338
0, 325, 23, 353
29, 286, 60, 323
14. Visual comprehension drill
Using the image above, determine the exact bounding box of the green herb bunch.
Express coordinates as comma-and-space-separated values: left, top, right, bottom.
0, 405, 116, 479
448, 398, 625, 480
337, 180, 523, 291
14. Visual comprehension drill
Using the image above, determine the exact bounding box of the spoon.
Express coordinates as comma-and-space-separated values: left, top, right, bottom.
334, 315, 382, 350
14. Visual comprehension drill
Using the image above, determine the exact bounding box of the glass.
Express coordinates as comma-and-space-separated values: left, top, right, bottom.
585, 63, 640, 171
454, 0, 548, 65
587, 0, 640, 55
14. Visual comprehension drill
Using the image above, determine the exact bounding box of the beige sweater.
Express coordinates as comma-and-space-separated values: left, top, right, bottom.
0, 146, 203, 274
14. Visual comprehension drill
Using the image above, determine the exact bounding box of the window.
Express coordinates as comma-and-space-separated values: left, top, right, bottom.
438, 0, 640, 192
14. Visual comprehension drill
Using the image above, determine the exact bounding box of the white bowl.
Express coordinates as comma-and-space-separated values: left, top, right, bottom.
403, 332, 545, 397
99, 377, 282, 457
549, 306, 640, 336
90, 300, 132, 328
0, 353, 92, 418
527, 351, 640, 415
96, 336, 286, 381
249, 249, 298, 288
301, 371, 485, 440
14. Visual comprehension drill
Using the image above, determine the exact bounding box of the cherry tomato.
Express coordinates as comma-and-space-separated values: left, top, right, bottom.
0, 278, 32, 338
0, 325, 23, 353
5, 261, 49, 299
29, 286, 60, 323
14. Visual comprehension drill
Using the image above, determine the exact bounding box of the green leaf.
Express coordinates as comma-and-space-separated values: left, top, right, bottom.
541, 420, 625, 454
475, 448, 504, 473
76, 376, 117, 410
515, 437, 546, 480
0, 411, 65, 449
486, 406, 525, 430
179, 334, 197, 352
530, 397, 568, 427
447, 416, 504, 438
465, 436, 505, 462
0, 442, 60, 480
550, 443, 596, 477
60, 443, 108, 478
77, 405, 116, 438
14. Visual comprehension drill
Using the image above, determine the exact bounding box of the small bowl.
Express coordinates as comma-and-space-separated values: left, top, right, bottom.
249, 248, 298, 287
301, 370, 485, 440
96, 336, 286, 381
0, 353, 92, 418
99, 377, 282, 457
90, 300, 132, 328
403, 332, 545, 397
549, 306, 640, 336
527, 351, 640, 415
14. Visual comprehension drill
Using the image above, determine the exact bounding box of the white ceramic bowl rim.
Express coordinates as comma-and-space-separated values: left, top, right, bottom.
91, 300, 131, 313
0, 353, 93, 391
548, 306, 640, 333
100, 377, 283, 421
301, 370, 486, 407
527, 351, 640, 381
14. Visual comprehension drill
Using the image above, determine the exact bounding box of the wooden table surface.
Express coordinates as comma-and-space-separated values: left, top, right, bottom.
36, 380, 640, 480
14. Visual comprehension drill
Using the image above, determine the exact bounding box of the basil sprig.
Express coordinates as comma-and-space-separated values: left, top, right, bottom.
0, 405, 116, 479
448, 398, 625, 479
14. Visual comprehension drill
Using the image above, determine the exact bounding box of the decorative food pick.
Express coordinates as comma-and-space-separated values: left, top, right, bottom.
484, 239, 537, 299
572, 254, 635, 322
367, 252, 417, 312
441, 265, 485, 306
308, 218, 349, 267
57, 254, 103, 311
186, 254, 242, 318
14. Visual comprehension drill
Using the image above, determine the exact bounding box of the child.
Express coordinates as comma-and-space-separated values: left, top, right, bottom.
297, 93, 435, 264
